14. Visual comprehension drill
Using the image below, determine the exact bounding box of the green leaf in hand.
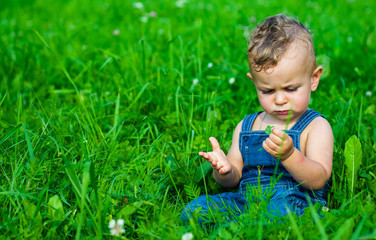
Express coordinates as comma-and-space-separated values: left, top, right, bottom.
265, 125, 274, 135
258, 125, 274, 150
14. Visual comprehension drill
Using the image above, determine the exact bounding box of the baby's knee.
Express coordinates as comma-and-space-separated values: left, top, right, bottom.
180, 196, 208, 222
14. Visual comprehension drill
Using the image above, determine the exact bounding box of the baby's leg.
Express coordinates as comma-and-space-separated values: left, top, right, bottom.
180, 192, 246, 224
267, 187, 324, 217
266, 187, 303, 217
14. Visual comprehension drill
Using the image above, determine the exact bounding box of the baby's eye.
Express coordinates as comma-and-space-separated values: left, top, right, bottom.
261, 90, 274, 94
285, 87, 297, 92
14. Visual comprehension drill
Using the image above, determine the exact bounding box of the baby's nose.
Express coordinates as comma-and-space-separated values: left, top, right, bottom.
275, 92, 287, 105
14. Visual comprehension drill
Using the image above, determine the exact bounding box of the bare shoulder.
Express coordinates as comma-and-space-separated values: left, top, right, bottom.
230, 120, 244, 148
303, 116, 333, 148
300, 116, 333, 158
306, 116, 333, 137
304, 116, 333, 173
234, 119, 244, 135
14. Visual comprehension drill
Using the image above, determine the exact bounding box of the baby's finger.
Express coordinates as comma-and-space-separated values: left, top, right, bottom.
209, 137, 221, 151
206, 152, 219, 164
198, 152, 213, 163
218, 167, 231, 175
198, 151, 209, 159
264, 137, 280, 151
267, 132, 283, 145
263, 139, 278, 156
271, 127, 286, 139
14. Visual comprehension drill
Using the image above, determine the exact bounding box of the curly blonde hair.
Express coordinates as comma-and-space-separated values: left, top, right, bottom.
248, 14, 316, 72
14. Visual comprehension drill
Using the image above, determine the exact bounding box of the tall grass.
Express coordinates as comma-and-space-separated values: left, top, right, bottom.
1, 0, 376, 239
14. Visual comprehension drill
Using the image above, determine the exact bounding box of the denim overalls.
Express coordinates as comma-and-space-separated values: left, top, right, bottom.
181, 109, 329, 222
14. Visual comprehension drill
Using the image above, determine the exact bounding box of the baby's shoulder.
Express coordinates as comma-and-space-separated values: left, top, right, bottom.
307, 115, 332, 131
304, 116, 333, 140
234, 119, 244, 133
300, 116, 333, 154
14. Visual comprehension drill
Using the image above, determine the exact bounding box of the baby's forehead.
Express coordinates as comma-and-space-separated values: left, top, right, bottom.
285, 40, 313, 58
252, 38, 314, 72
253, 42, 313, 76
282, 42, 313, 64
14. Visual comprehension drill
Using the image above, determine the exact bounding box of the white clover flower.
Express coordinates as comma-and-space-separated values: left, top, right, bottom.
193, 78, 199, 85
113, 29, 120, 36
149, 11, 157, 18
140, 16, 149, 23
366, 91, 372, 96
176, 0, 188, 8
182, 232, 193, 240
157, 29, 165, 35
322, 206, 330, 212
133, 2, 144, 9
207, 62, 213, 68
249, 16, 257, 23
229, 77, 235, 84
109, 219, 125, 236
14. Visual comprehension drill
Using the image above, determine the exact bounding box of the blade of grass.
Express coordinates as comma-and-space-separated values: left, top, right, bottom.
175, 86, 180, 127
112, 90, 120, 141
125, 82, 150, 111
22, 124, 34, 163
0, 124, 22, 147
332, 218, 354, 240
14, 93, 22, 156
0, 92, 6, 107
178, 35, 184, 85
257, 208, 264, 240
140, 39, 146, 80
98, 57, 113, 72
350, 213, 367, 240
76, 161, 91, 240
306, 196, 328, 240
64, 156, 83, 199
197, 19, 202, 80
274, 102, 293, 176
34, 30, 79, 95
357, 95, 363, 138
286, 208, 304, 240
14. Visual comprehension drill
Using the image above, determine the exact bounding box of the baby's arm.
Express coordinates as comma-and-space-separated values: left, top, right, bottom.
262, 117, 333, 190
198, 121, 244, 188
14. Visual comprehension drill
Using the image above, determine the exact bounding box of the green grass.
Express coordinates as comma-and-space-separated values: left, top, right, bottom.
1, 0, 376, 239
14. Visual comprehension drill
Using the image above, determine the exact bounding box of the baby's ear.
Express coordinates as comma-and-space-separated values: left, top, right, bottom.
247, 73, 253, 80
311, 66, 323, 91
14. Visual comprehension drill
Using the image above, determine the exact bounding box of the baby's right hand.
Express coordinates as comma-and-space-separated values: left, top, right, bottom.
198, 137, 232, 175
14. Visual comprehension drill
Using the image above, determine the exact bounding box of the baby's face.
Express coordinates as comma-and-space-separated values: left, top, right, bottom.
250, 41, 320, 125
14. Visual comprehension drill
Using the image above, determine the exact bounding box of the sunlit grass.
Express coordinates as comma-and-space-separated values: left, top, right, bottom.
1, 0, 376, 239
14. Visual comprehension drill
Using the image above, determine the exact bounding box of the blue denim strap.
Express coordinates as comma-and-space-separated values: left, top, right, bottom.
241, 111, 262, 131
290, 109, 324, 132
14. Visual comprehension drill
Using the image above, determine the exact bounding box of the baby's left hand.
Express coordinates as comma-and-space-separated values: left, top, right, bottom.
263, 127, 295, 161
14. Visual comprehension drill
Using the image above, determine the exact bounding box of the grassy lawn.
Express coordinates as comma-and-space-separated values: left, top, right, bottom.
1, 0, 376, 239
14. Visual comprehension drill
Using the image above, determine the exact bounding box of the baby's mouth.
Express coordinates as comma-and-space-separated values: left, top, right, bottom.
276, 110, 290, 115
